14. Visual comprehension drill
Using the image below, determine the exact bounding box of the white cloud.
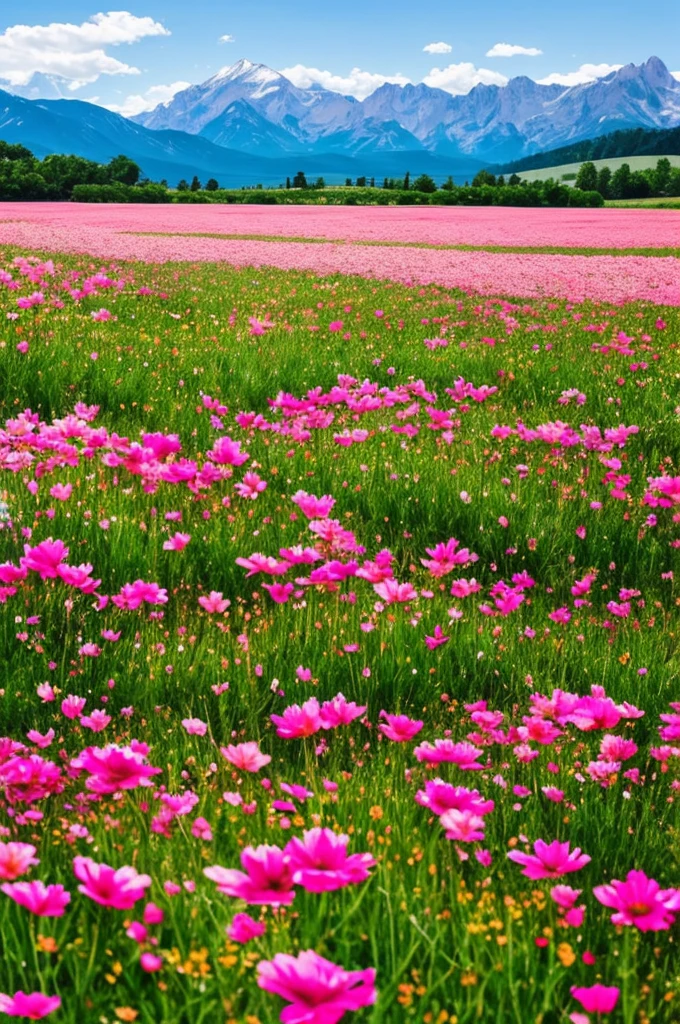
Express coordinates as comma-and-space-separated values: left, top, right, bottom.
423, 42, 452, 55
486, 43, 542, 58
219, 34, 234, 43
280, 64, 411, 100
672, 71, 680, 81
102, 80, 191, 117
537, 62, 622, 87
423, 62, 508, 95
0, 12, 169, 87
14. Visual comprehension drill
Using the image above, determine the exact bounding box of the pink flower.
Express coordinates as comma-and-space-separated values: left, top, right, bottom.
207, 435, 249, 466
182, 718, 208, 736
204, 845, 295, 905
20, 539, 68, 579
1, 881, 70, 917
221, 741, 271, 773
284, 828, 375, 892
235, 471, 268, 499
257, 949, 376, 1024
424, 625, 449, 649
226, 912, 267, 943
319, 694, 367, 729
140, 953, 163, 973
163, 532, 191, 551
262, 582, 295, 604
593, 870, 680, 931
570, 985, 620, 1014
91, 308, 112, 321
61, 695, 86, 719
79, 711, 111, 732
507, 839, 591, 880
0, 843, 39, 881
439, 808, 486, 843
415, 780, 494, 817
49, 483, 72, 501
291, 491, 336, 519
378, 712, 423, 742
198, 591, 230, 613
73, 856, 151, 909
414, 739, 484, 769
373, 579, 417, 604
0, 992, 61, 1019
271, 699, 322, 739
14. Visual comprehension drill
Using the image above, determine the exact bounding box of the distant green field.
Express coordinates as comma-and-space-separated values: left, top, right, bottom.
517, 153, 680, 183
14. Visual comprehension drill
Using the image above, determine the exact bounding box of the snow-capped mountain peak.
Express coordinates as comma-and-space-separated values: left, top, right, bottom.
131, 55, 680, 163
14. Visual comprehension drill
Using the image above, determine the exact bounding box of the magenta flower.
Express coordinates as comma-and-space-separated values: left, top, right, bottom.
73, 856, 151, 909
0, 843, 39, 881
0, 992, 61, 1019
593, 869, 680, 931
71, 745, 153, 796
140, 952, 163, 972
204, 844, 295, 905
440, 809, 486, 843
291, 491, 336, 519
414, 739, 484, 769
570, 985, 620, 1014
271, 699, 322, 739
226, 912, 266, 944
257, 949, 376, 1024
378, 712, 423, 742
198, 591, 230, 613
235, 471, 268, 499
319, 694, 367, 729
507, 839, 591, 880
263, 582, 295, 604
284, 828, 375, 893
1, 881, 70, 917
220, 741, 271, 772
373, 579, 417, 604
20, 539, 68, 579
163, 532, 191, 551
182, 718, 208, 736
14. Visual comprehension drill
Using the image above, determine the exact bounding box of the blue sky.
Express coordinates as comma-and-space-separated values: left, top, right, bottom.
1, 2, 678, 115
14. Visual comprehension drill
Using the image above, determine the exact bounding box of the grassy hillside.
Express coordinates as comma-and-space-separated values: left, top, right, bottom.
517, 154, 680, 183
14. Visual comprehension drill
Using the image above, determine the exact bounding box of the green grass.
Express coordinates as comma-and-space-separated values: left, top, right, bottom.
129, 231, 680, 257
0, 245, 679, 1024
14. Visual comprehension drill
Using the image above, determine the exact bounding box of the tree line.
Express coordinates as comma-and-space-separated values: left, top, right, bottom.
495, 125, 680, 175
573, 158, 680, 199
1, 141, 604, 206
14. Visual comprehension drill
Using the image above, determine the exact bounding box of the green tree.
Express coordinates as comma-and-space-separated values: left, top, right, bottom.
440, 175, 455, 191
286, 176, 291, 189
610, 163, 634, 199
472, 169, 497, 187
667, 167, 680, 196
108, 154, 140, 186
508, 173, 521, 186
176, 179, 189, 191
596, 166, 612, 198
652, 157, 672, 195
412, 174, 437, 193
575, 161, 598, 191
292, 170, 308, 189
356, 176, 367, 187
403, 170, 410, 190
205, 178, 219, 191
314, 177, 326, 189
190, 175, 202, 192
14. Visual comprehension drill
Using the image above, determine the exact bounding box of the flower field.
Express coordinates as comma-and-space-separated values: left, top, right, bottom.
0, 203, 679, 305
0, 214, 679, 1024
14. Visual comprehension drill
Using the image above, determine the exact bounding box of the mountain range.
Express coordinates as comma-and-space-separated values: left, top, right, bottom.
1, 56, 680, 186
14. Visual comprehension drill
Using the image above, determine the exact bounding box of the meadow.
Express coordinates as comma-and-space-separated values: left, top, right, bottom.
0, 205, 678, 1024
